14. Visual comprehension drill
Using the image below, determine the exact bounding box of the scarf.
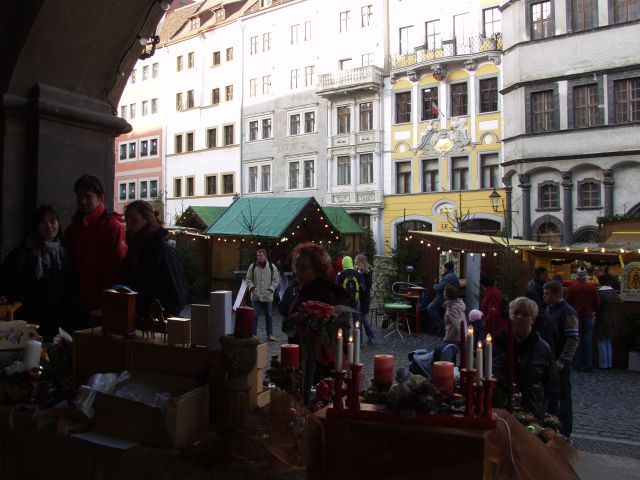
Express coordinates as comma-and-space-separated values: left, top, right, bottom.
35, 240, 64, 280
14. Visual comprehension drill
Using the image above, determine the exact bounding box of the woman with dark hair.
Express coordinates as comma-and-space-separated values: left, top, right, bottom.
0, 205, 74, 340
120, 200, 187, 317
288, 242, 351, 403
480, 276, 507, 335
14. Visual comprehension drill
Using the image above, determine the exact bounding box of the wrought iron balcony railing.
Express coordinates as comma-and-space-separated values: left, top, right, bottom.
317, 66, 384, 94
391, 34, 503, 71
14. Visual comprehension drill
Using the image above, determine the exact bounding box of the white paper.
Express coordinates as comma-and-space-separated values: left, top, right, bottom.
72, 431, 138, 450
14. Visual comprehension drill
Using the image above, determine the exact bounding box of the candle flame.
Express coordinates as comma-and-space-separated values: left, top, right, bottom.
337, 328, 343, 339
486, 334, 492, 343
477, 341, 483, 349
348, 336, 353, 342
468, 325, 474, 335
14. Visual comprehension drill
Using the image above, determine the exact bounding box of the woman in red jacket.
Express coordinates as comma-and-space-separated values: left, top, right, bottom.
480, 276, 507, 336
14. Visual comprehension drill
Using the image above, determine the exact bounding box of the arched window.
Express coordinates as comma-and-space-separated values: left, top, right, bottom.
535, 221, 563, 246
396, 220, 432, 246
573, 226, 600, 244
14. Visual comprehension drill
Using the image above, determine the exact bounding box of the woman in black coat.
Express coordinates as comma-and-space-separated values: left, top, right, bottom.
120, 201, 187, 317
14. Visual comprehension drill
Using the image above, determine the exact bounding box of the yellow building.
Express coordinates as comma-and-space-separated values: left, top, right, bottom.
384, 19, 506, 253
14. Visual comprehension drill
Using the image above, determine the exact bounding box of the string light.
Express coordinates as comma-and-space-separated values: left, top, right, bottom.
548, 245, 552, 251
565, 247, 570, 252
420, 240, 424, 244
493, 252, 497, 257
620, 248, 625, 253
601, 247, 605, 253
514, 249, 519, 253
583, 247, 588, 253
427, 243, 431, 247
482, 253, 486, 257
470, 253, 474, 257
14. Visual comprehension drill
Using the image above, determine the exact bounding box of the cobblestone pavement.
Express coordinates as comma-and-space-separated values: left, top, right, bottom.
251, 310, 640, 460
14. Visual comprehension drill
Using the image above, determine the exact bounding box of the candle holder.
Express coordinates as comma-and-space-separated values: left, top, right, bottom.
473, 383, 484, 417
460, 368, 476, 418
331, 369, 346, 410
482, 378, 497, 419
346, 363, 363, 410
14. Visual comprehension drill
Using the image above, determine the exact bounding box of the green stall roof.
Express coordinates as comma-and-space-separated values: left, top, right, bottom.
322, 206, 364, 235
177, 206, 227, 230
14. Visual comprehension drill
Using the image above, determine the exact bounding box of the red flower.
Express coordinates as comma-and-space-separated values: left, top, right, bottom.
299, 301, 335, 319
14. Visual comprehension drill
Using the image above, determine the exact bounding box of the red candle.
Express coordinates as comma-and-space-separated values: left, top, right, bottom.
234, 306, 255, 338
281, 344, 300, 369
459, 319, 466, 369
433, 361, 454, 395
373, 354, 394, 385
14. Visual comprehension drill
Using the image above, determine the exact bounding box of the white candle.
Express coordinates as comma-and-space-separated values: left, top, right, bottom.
354, 321, 360, 364
347, 336, 354, 365
476, 341, 483, 385
336, 329, 344, 371
485, 334, 493, 380
466, 326, 474, 370
24, 339, 42, 371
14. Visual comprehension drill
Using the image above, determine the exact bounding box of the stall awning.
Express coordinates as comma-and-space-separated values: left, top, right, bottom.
603, 232, 640, 249
409, 230, 547, 249
177, 206, 227, 231
322, 207, 364, 235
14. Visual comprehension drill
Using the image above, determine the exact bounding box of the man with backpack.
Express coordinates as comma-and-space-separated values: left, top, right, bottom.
336, 256, 373, 344
245, 249, 279, 341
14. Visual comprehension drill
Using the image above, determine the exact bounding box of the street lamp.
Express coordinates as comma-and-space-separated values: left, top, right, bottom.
489, 187, 501, 213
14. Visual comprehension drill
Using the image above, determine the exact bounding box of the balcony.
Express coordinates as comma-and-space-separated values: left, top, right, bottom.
391, 34, 503, 73
317, 66, 384, 97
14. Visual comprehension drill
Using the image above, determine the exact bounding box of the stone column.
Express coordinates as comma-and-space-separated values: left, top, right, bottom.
603, 169, 615, 217
502, 175, 513, 238
561, 171, 573, 246
518, 174, 532, 240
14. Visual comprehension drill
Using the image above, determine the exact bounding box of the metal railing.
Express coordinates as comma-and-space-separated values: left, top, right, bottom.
391, 34, 503, 71
317, 66, 384, 92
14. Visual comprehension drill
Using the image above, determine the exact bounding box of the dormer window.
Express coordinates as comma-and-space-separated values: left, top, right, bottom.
190, 17, 200, 30
216, 9, 225, 21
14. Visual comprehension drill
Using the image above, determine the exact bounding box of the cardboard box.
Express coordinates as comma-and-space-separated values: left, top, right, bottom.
190, 304, 209, 346
93, 371, 209, 449
101, 289, 136, 337
248, 367, 265, 409
256, 342, 269, 369
73, 328, 130, 385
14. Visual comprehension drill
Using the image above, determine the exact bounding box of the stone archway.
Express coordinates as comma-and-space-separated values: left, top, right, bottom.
532, 215, 564, 246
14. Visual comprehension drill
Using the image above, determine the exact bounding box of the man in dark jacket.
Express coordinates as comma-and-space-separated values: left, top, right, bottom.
566, 267, 600, 372
427, 261, 460, 335
526, 267, 548, 309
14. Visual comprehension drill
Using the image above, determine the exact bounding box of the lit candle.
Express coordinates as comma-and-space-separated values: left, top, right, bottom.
347, 336, 354, 365
466, 326, 474, 370
354, 321, 361, 364
476, 341, 483, 385
485, 334, 493, 380
336, 329, 344, 371
24, 339, 42, 371
373, 354, 394, 385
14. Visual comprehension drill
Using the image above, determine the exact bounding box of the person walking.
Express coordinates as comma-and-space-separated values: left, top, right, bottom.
427, 261, 460, 335
245, 249, 279, 341
566, 267, 600, 372
595, 276, 617, 369
479, 276, 507, 336
336, 256, 369, 341
526, 267, 548, 309
355, 253, 376, 345
544, 280, 580, 439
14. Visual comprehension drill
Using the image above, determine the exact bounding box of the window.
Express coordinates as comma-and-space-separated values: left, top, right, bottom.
571, 0, 597, 31
361, 53, 373, 66
248, 166, 258, 192
574, 84, 599, 127
176, 55, 183, 71
119, 183, 126, 201
212, 88, 220, 105
190, 17, 199, 30
224, 125, 234, 145
140, 139, 149, 157
150, 98, 158, 114
483, 7, 501, 37
206, 127, 217, 148
305, 65, 315, 86
249, 120, 258, 141
150, 180, 158, 198
337, 106, 351, 134
290, 69, 299, 89
304, 160, 314, 188
425, 20, 441, 49
226, 85, 233, 101
340, 58, 353, 70
140, 181, 149, 199
359, 153, 373, 184
119, 144, 127, 160
212, 51, 221, 66
262, 75, 271, 94
337, 155, 351, 185
421, 87, 439, 120
361, 5, 372, 26
614, 77, 640, 123
539, 182, 559, 209
480, 153, 499, 189
152, 63, 159, 78
531, 1, 552, 39
305, 21, 312, 40
222, 174, 234, 194
128, 182, 136, 200
291, 24, 299, 44
120, 105, 127, 118
351, 214, 371, 230
263, 32, 271, 51
531, 90, 555, 132
215, 8, 224, 21
395, 91, 411, 123
150, 138, 158, 155
396, 162, 411, 194
422, 159, 439, 192
399, 26, 413, 54
451, 157, 468, 191
479, 78, 498, 113
450, 83, 468, 116
249, 78, 257, 97
250, 36, 258, 54
262, 118, 272, 139
131, 69, 136, 84
206, 175, 217, 195
261, 165, 271, 191
128, 142, 136, 159
187, 90, 194, 109
455, 13, 472, 55
304, 111, 315, 133
142, 65, 149, 80
578, 180, 601, 207
186, 132, 194, 152
129, 104, 136, 118
176, 93, 183, 111
289, 161, 300, 189
175, 134, 183, 153
226, 47, 233, 61
186, 177, 194, 196
290, 114, 301, 135
174, 178, 182, 197
360, 102, 373, 131
340, 11, 350, 32
141, 100, 148, 116
614, 0, 640, 22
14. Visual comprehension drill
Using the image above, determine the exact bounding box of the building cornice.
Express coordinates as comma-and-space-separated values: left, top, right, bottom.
502, 149, 640, 167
